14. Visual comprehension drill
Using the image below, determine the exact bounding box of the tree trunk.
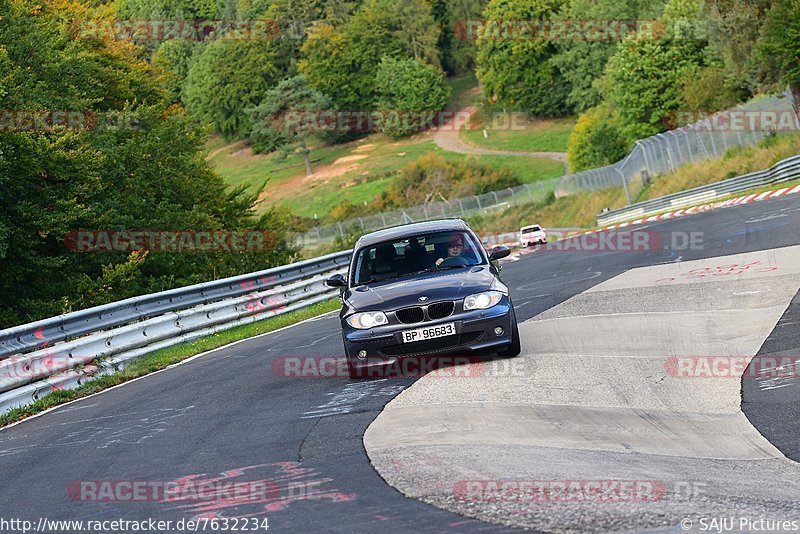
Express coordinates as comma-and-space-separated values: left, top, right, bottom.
300, 138, 313, 176
303, 151, 312, 176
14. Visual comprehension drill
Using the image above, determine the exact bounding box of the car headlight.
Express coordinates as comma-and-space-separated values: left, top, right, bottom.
463, 290, 504, 311
490, 279, 509, 294
346, 311, 389, 329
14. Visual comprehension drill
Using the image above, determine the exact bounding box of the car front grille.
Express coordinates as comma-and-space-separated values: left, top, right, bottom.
428, 301, 454, 320
396, 307, 424, 324
378, 331, 483, 357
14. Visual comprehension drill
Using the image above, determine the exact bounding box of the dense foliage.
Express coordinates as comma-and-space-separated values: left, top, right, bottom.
373, 57, 451, 138
329, 153, 521, 220
0, 0, 294, 328
3, 0, 800, 327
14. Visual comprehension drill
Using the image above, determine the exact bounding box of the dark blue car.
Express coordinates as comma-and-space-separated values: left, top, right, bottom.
326, 219, 520, 378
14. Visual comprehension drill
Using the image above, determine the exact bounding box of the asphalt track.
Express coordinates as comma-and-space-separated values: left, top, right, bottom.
0, 194, 798, 533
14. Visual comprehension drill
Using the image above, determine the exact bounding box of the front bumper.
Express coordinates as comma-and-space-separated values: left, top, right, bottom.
342, 298, 515, 372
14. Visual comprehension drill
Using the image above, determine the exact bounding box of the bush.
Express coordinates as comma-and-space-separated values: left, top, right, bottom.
567, 103, 629, 172
373, 56, 451, 138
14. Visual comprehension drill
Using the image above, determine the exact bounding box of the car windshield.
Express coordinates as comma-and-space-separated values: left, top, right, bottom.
521, 225, 541, 233
352, 230, 485, 286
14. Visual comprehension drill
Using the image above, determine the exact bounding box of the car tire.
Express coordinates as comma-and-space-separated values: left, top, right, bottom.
498, 310, 521, 358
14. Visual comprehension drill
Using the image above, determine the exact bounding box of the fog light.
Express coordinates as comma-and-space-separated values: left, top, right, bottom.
494, 327, 504, 336
357, 350, 367, 359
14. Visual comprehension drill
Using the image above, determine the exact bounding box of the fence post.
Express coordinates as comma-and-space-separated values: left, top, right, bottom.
523, 183, 533, 202
637, 141, 650, 175
475, 195, 482, 210
616, 167, 631, 205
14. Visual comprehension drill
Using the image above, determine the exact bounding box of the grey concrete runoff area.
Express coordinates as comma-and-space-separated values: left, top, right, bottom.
365, 244, 800, 533
0, 193, 799, 533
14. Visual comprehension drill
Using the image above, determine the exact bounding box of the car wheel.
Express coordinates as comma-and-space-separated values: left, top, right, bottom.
498, 310, 521, 358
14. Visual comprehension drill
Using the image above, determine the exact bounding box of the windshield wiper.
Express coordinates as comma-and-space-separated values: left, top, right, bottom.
362, 276, 396, 285
411, 265, 472, 275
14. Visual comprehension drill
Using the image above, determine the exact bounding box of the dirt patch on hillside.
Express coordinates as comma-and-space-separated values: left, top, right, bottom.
304, 163, 361, 182
333, 154, 369, 165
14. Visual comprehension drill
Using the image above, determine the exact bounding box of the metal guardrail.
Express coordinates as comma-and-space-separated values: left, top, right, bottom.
293, 92, 795, 250
596, 154, 800, 226
0, 250, 352, 414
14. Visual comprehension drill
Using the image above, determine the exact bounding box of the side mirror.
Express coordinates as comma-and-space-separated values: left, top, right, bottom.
325, 273, 347, 287
489, 246, 511, 261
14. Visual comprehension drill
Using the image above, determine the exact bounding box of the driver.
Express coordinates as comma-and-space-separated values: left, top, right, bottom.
435, 234, 464, 266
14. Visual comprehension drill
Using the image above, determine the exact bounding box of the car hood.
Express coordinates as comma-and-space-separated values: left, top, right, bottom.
345, 266, 496, 311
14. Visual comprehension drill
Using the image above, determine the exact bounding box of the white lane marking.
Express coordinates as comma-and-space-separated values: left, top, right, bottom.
0, 311, 341, 433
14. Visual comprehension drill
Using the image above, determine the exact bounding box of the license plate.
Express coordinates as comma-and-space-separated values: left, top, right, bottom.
401, 322, 456, 343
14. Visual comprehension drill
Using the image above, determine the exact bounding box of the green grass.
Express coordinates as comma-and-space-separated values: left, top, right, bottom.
465, 134, 800, 237
209, 139, 353, 194
461, 154, 565, 184
208, 71, 566, 220
444, 72, 480, 111
210, 130, 565, 218
0, 299, 341, 428
461, 116, 576, 153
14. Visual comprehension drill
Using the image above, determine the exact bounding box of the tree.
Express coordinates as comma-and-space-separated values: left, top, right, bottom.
151, 40, 200, 104
115, 0, 219, 20
299, 0, 427, 113
184, 38, 280, 139
373, 56, 451, 137
436, 0, 487, 74
475, 0, 571, 116
566, 102, 629, 172
704, 0, 774, 96
264, 0, 328, 72
248, 76, 333, 176
602, 0, 707, 139
758, 0, 800, 102
380, 0, 442, 68
0, 0, 294, 327
551, 0, 663, 113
